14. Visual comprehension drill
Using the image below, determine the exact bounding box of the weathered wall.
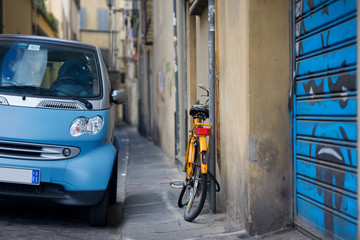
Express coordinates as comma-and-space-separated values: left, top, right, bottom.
3, 0, 32, 34
152, 0, 176, 158
51, 0, 79, 40
47, 0, 65, 38
217, 0, 290, 235
195, 11, 209, 105
176, 0, 187, 156
80, 31, 110, 49
216, 0, 249, 229
79, 0, 110, 48
247, 0, 291, 235
80, 0, 108, 30
186, 8, 197, 136
137, 43, 148, 136
151, 0, 291, 235
35, 10, 56, 37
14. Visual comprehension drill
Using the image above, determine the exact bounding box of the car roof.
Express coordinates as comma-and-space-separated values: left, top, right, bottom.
0, 34, 97, 49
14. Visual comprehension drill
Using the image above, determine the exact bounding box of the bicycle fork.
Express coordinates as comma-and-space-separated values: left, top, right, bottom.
171, 122, 211, 190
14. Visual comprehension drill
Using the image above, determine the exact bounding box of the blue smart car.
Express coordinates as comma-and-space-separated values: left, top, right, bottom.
0, 35, 127, 226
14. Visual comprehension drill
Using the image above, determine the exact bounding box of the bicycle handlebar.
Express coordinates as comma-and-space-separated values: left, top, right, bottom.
197, 84, 210, 107
199, 84, 209, 94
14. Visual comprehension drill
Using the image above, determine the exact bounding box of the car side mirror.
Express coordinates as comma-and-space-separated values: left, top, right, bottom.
111, 90, 128, 104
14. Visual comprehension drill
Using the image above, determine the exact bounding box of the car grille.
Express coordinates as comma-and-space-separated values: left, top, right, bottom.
0, 140, 80, 160
37, 100, 86, 110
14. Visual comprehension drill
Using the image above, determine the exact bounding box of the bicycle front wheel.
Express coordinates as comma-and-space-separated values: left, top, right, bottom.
184, 154, 207, 222
178, 183, 190, 208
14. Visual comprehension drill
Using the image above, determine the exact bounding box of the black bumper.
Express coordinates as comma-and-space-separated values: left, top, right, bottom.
0, 182, 105, 206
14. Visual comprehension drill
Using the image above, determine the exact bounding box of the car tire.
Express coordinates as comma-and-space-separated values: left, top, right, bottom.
89, 187, 109, 227
109, 161, 118, 205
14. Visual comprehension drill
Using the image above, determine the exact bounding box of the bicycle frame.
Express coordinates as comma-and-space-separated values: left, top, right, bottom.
184, 117, 212, 175
173, 85, 220, 222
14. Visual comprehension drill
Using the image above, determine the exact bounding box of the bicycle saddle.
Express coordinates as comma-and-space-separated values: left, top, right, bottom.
189, 106, 209, 118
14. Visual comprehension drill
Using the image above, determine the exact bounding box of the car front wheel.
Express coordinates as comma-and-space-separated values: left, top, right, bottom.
89, 187, 109, 227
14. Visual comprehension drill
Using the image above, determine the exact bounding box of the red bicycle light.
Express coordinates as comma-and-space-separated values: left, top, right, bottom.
195, 127, 211, 136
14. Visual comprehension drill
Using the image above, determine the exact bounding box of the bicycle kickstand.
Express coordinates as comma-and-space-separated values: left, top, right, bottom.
170, 180, 184, 189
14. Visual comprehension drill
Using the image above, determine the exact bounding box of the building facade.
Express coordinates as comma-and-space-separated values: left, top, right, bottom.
0, 0, 58, 37
79, 0, 130, 123
131, 0, 359, 239
46, 0, 80, 40
79, 0, 112, 66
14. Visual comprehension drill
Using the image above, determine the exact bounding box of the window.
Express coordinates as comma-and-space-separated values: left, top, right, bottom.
97, 9, 109, 31
79, 8, 87, 30
0, 41, 101, 98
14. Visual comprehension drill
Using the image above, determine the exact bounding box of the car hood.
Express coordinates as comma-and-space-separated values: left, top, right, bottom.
0, 104, 114, 147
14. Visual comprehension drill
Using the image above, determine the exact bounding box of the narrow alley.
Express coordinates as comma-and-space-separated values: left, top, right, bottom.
115, 124, 309, 240
115, 124, 246, 239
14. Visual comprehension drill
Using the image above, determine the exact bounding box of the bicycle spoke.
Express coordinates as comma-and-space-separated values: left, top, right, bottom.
184, 161, 207, 221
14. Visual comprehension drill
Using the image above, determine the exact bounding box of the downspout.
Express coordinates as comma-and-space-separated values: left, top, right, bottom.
147, 51, 152, 139
173, 0, 180, 156
183, 0, 188, 149
208, 0, 216, 214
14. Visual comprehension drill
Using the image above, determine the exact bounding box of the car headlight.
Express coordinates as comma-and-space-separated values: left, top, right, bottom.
70, 116, 103, 137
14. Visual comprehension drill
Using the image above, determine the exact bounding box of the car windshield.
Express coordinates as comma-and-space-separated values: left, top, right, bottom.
0, 40, 101, 98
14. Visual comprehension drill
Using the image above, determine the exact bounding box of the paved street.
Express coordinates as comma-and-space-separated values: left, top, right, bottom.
0, 124, 310, 240
118, 125, 244, 240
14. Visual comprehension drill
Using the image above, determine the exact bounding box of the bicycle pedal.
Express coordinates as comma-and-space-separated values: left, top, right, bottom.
170, 180, 184, 189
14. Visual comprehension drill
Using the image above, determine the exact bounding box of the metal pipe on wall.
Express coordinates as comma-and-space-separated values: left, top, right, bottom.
183, 0, 188, 151
208, 0, 216, 213
173, 0, 180, 156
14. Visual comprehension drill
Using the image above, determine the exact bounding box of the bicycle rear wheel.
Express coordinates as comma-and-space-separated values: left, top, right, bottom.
184, 153, 207, 222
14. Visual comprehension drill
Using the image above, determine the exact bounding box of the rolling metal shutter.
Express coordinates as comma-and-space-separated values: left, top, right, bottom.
294, 0, 357, 238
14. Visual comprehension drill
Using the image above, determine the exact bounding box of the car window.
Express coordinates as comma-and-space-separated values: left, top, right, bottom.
0, 41, 101, 98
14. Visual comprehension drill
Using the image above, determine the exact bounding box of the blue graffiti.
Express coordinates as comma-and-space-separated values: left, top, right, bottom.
295, 0, 358, 238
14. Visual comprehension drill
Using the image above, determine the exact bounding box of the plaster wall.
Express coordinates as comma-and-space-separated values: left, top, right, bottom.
80, 0, 108, 30
216, 0, 249, 229
69, 0, 79, 39
150, 0, 291, 235
36, 11, 56, 37
186, 10, 197, 134
176, 0, 187, 156
247, 0, 291, 235
152, 0, 176, 158
79, 0, 110, 49
80, 31, 110, 48
137, 43, 147, 135
216, 0, 290, 235
3, 0, 32, 34
195, 11, 209, 105
47, 0, 63, 37
47, 0, 79, 39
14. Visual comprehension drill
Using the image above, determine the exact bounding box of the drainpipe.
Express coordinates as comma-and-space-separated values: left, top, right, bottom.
208, 0, 216, 214
173, 0, 180, 157
183, 0, 188, 150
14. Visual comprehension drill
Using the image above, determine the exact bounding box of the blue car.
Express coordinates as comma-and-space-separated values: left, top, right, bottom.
0, 35, 127, 226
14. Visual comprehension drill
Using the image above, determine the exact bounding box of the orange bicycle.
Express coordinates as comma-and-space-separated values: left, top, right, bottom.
172, 85, 220, 222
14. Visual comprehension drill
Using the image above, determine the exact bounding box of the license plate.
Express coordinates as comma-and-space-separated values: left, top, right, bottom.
0, 166, 40, 185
